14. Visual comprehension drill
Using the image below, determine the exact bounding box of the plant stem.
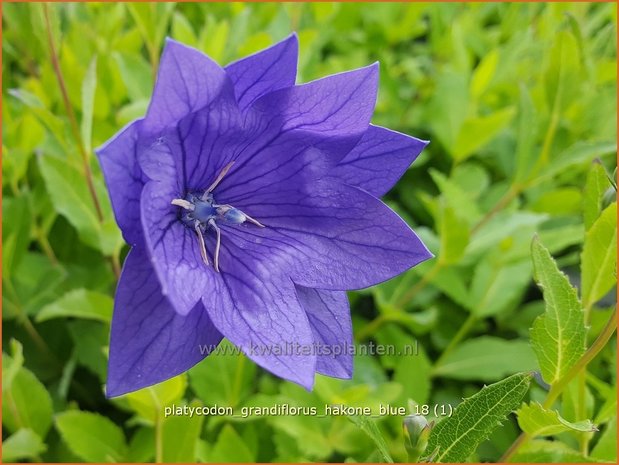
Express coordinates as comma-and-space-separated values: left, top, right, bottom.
433, 314, 476, 369
471, 185, 521, 234
155, 413, 163, 463
43, 4, 104, 222
500, 308, 617, 462
395, 262, 442, 308
356, 314, 388, 342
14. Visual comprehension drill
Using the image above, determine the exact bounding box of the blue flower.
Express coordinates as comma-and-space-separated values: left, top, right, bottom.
96, 34, 431, 397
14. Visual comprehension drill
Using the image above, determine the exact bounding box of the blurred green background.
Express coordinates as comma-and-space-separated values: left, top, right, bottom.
2, 2, 617, 463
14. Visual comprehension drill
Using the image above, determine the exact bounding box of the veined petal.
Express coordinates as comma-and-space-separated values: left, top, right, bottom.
295, 285, 352, 378
203, 236, 317, 390
95, 119, 145, 245
333, 125, 428, 197
140, 178, 212, 316
249, 63, 379, 163
235, 180, 432, 290
107, 246, 222, 397
225, 33, 298, 111
143, 38, 233, 134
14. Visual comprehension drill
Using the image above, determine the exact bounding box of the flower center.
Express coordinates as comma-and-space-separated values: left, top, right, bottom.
170, 161, 264, 272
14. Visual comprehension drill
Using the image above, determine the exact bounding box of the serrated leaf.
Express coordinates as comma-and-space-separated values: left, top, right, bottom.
425, 372, 531, 462
81, 56, 97, 154
37, 288, 113, 323
583, 161, 612, 231
433, 337, 537, 382
581, 203, 617, 309
2, 429, 47, 462
517, 402, 597, 437
348, 415, 394, 463
530, 238, 586, 385
55, 410, 127, 462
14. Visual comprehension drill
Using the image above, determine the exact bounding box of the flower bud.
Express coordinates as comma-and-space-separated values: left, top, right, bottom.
403, 414, 431, 462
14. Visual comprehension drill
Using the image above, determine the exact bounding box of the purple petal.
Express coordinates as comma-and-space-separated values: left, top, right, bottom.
95, 120, 145, 245
140, 177, 211, 316
225, 34, 298, 111
249, 63, 379, 163
202, 233, 317, 389
295, 285, 352, 378
229, 180, 432, 290
333, 125, 428, 197
143, 38, 233, 134
107, 246, 222, 397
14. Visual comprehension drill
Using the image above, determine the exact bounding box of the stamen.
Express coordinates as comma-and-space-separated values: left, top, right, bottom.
206, 161, 235, 194
194, 221, 209, 266
171, 198, 194, 210
244, 213, 265, 228
208, 219, 222, 273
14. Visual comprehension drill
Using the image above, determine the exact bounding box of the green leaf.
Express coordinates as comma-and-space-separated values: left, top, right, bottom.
348, 415, 394, 463
37, 288, 113, 323
123, 375, 187, 424
536, 141, 617, 183
468, 260, 531, 317
126, 427, 155, 462
113, 52, 153, 101
530, 237, 586, 385
209, 424, 255, 462
581, 203, 617, 309
438, 204, 469, 265
394, 343, 432, 404
188, 339, 256, 408
470, 49, 498, 98
2, 354, 53, 437
80, 56, 97, 154
591, 418, 617, 462
38, 155, 121, 255
2, 429, 46, 462
433, 337, 538, 382
517, 402, 597, 437
511, 439, 612, 463
427, 71, 469, 155
513, 85, 538, 183
3, 339, 24, 391
2, 195, 32, 280
162, 400, 205, 462
453, 107, 516, 161
425, 372, 532, 462
583, 161, 612, 231
55, 410, 127, 462
430, 169, 481, 225
38, 155, 99, 247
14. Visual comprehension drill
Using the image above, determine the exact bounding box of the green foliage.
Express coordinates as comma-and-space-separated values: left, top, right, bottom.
530, 238, 586, 385
2, 2, 616, 463
425, 373, 532, 462
55, 411, 128, 462
517, 402, 598, 437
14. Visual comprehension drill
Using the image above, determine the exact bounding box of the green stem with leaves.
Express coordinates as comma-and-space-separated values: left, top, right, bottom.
500, 308, 617, 462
